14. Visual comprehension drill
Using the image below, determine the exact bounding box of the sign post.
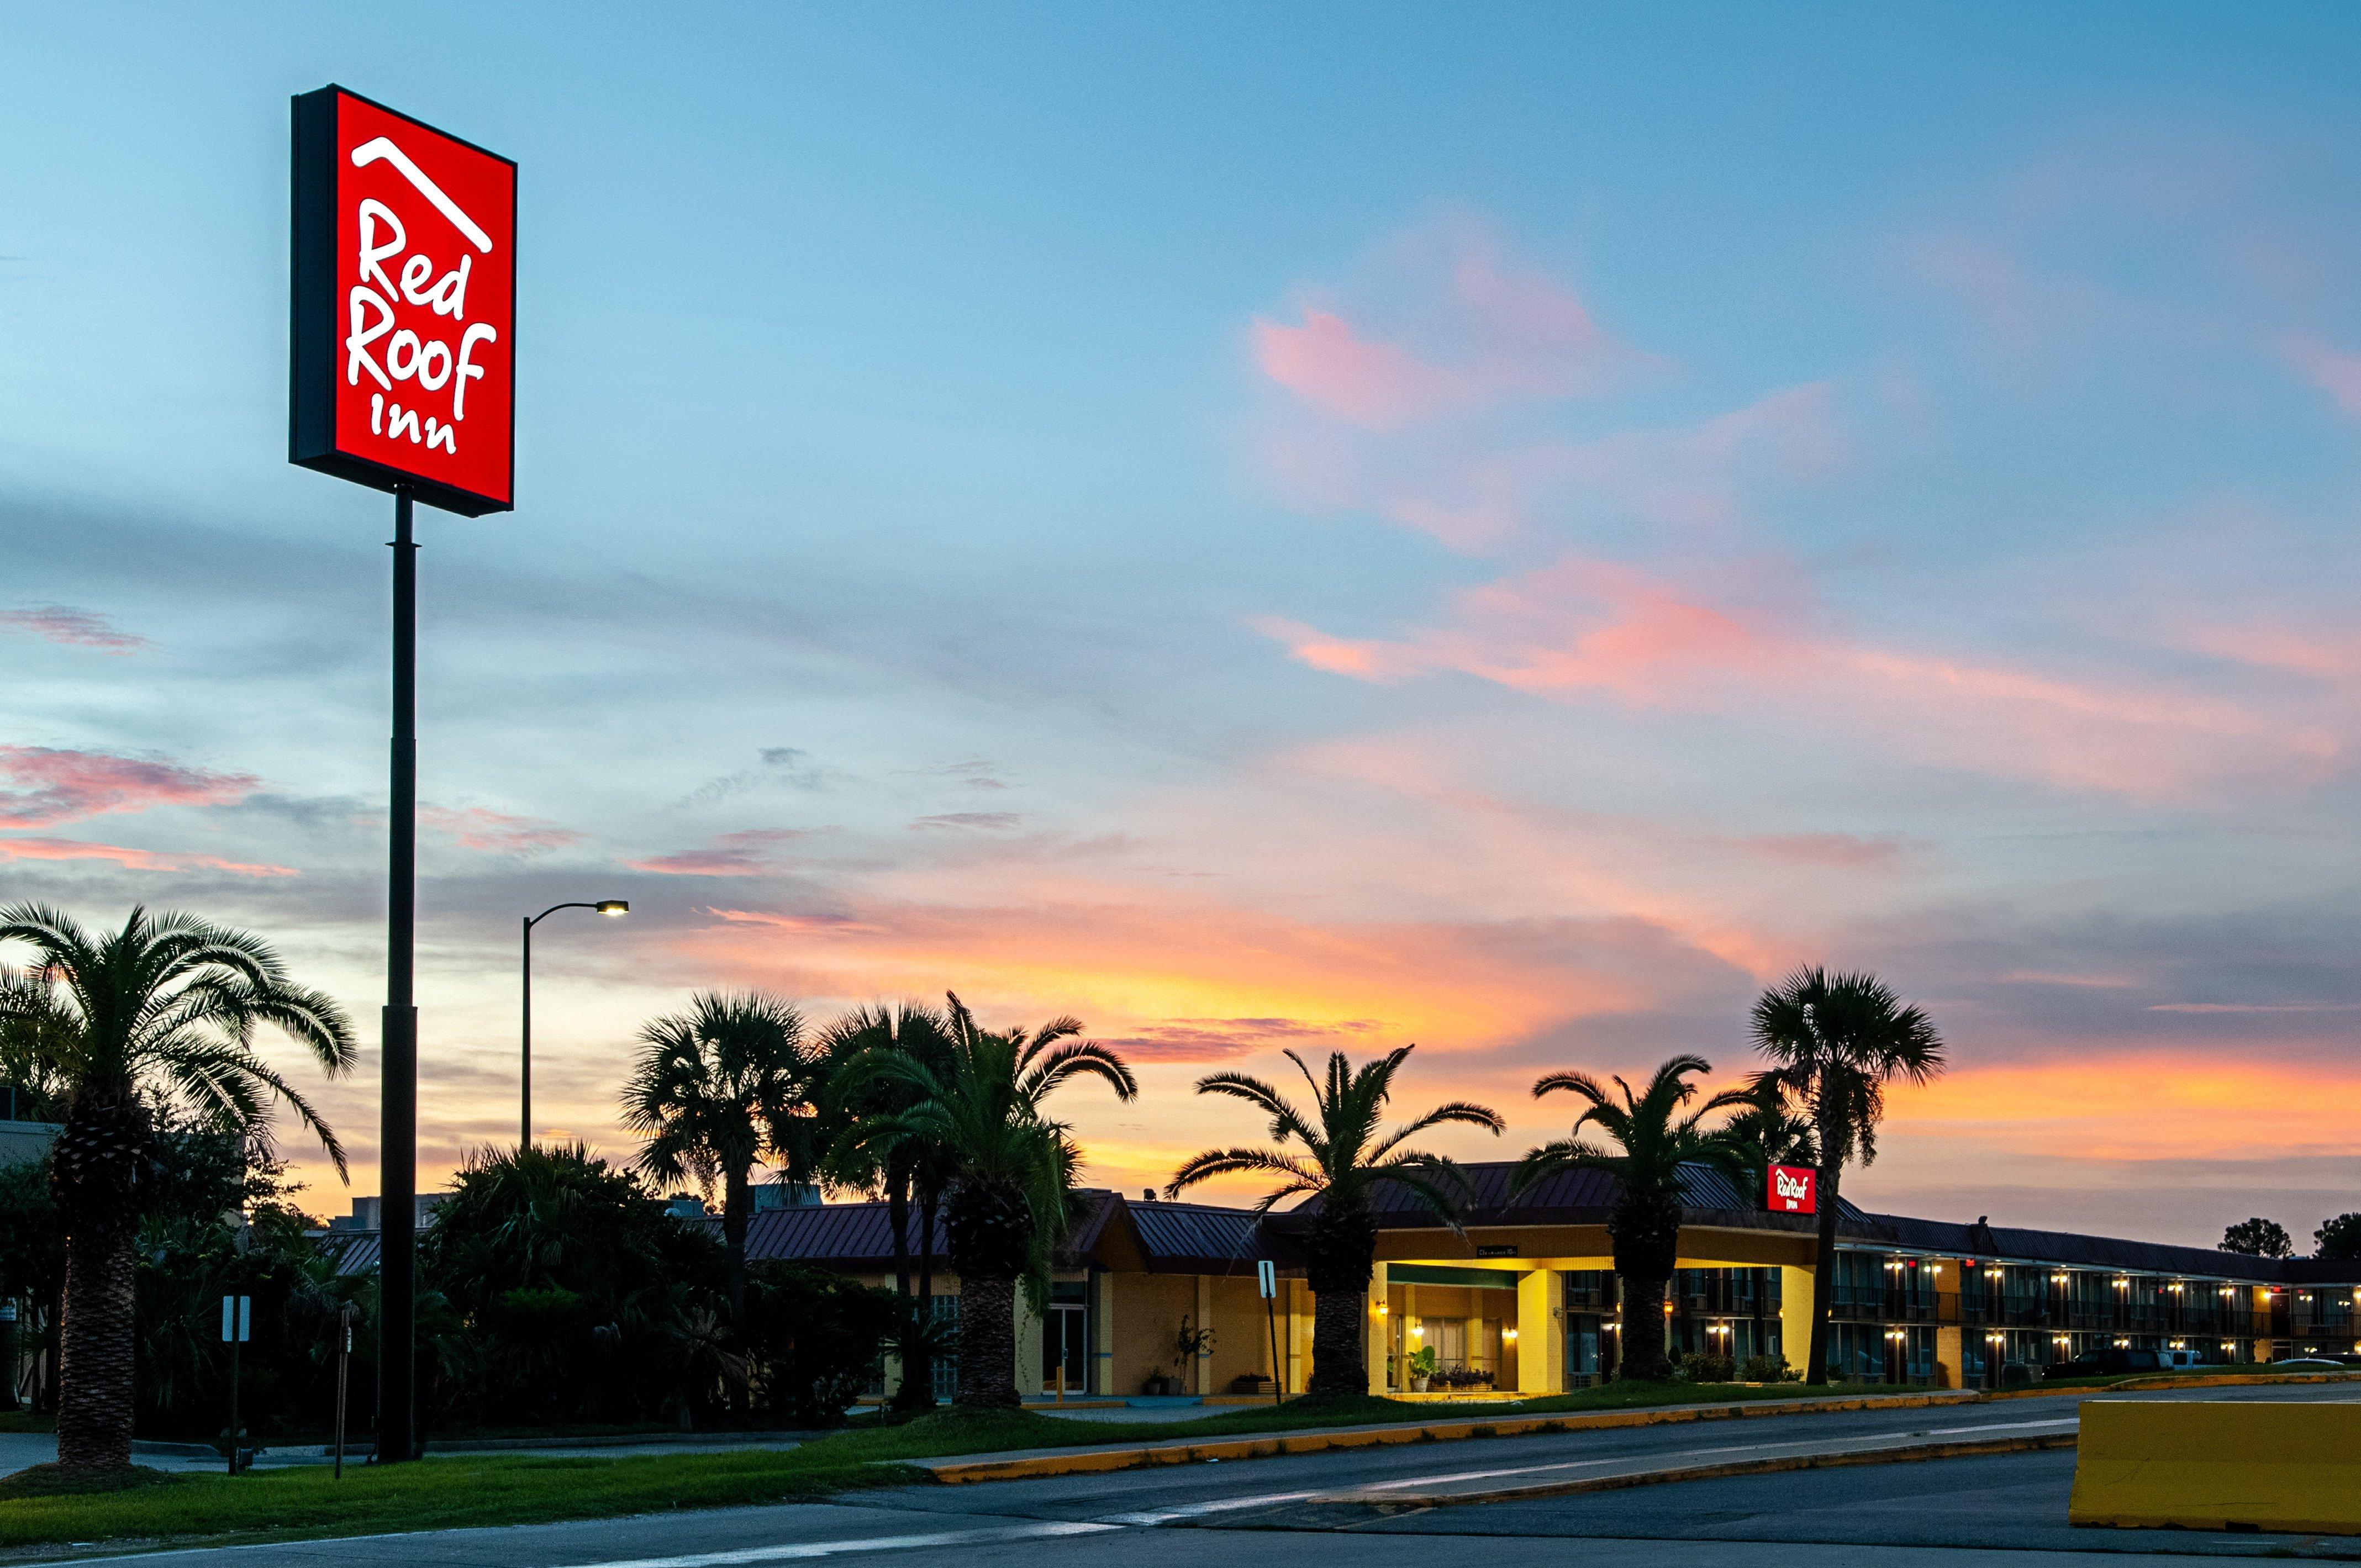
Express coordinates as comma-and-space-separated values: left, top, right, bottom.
220, 1295, 251, 1475
1257, 1259, 1282, 1405
290, 85, 517, 1466
333, 1302, 357, 1479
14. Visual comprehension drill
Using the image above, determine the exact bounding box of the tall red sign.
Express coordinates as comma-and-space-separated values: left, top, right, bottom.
291, 87, 515, 515
1767, 1163, 1817, 1214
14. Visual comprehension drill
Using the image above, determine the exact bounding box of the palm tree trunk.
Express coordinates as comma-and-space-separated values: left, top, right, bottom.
723, 1165, 751, 1414
55, 1226, 134, 1468
953, 1273, 1020, 1408
1804, 1155, 1842, 1386
1619, 1272, 1671, 1380
1306, 1286, 1368, 1396
905, 1189, 940, 1410
886, 1167, 912, 1300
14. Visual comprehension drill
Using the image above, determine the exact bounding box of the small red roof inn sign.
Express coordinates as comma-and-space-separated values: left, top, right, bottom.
290, 87, 515, 515
1768, 1164, 1816, 1215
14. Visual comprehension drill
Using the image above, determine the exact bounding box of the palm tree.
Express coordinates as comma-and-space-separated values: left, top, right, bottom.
1168, 1046, 1501, 1397
1720, 1082, 1820, 1196
844, 994, 1135, 1408
818, 1000, 960, 1409
0, 904, 354, 1470
1751, 967, 1946, 1386
1511, 1054, 1750, 1381
621, 992, 819, 1343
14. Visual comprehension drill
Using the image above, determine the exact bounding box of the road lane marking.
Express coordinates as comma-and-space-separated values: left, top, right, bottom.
1096, 1490, 1319, 1524
552, 1521, 1125, 1568
1916, 1417, 2078, 1437
1339, 1417, 2080, 1496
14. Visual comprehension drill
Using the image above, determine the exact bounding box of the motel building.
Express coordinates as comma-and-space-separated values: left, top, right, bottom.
745, 1163, 2361, 1401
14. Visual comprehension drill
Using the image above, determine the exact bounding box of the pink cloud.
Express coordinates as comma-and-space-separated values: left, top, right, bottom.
2189, 620, 2361, 680
420, 805, 582, 856
1253, 225, 1642, 431
1099, 1016, 1386, 1064
1262, 555, 2328, 801
1263, 380, 1838, 553
702, 907, 883, 936
0, 746, 256, 830
2281, 337, 2361, 420
625, 828, 806, 877
1255, 310, 1477, 429
1258, 557, 1781, 706
0, 837, 296, 878
0, 606, 144, 652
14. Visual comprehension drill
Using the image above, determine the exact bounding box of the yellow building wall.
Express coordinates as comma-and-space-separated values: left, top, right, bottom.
1516, 1268, 1564, 1393
1113, 1272, 1199, 1395
1780, 1264, 1816, 1380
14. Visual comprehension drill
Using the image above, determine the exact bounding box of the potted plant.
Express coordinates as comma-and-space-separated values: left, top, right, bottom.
1406, 1344, 1439, 1392
1172, 1313, 1216, 1396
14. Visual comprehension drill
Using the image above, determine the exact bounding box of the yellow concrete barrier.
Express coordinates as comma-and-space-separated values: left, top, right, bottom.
2072, 1398, 2361, 1535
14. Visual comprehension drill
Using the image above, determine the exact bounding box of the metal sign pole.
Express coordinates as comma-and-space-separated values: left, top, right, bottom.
334, 1305, 353, 1479
519, 913, 533, 1148
378, 487, 419, 1464
1258, 1260, 1282, 1405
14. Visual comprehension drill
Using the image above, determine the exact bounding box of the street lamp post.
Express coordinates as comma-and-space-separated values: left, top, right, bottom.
520, 900, 628, 1147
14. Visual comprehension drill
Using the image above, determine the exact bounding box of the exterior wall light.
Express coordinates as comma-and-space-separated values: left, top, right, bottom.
1502, 1327, 1517, 1342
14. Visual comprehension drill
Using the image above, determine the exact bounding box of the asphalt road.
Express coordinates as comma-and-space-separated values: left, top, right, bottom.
45, 1384, 2361, 1567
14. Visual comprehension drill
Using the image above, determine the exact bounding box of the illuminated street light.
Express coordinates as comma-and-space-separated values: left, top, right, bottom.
520, 899, 629, 1148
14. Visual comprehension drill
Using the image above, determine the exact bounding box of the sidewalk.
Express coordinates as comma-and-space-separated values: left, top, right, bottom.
0, 1426, 821, 1479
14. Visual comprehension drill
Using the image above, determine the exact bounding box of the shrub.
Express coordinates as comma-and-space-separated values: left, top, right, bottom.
1675, 1351, 1736, 1383
743, 1263, 900, 1426
2000, 1360, 2034, 1386
418, 1144, 729, 1428
1736, 1352, 1795, 1383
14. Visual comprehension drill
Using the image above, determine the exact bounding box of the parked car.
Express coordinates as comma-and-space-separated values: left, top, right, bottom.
2044, 1347, 2170, 1379
2264, 1356, 2352, 1370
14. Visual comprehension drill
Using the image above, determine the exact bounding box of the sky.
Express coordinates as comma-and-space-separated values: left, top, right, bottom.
5, 3, 2361, 1248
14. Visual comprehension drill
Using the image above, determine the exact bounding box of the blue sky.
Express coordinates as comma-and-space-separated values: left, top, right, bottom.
6, 3, 2361, 1245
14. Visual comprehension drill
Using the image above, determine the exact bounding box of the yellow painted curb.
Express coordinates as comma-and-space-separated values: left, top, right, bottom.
2071, 1398, 2361, 1535
918, 1390, 1985, 1483
1981, 1369, 2361, 1402
1315, 1431, 2078, 1508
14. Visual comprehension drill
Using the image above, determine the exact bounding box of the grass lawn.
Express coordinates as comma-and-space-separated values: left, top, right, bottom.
0, 1379, 1946, 1554
0, 1450, 924, 1554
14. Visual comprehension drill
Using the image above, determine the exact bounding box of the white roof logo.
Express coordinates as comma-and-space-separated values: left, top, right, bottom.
351, 136, 493, 254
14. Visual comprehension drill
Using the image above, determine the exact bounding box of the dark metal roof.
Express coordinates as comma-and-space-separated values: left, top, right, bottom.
1124, 1197, 1267, 1274
739, 1200, 952, 1269
298, 1175, 2361, 1287
317, 1229, 381, 1278
1859, 1212, 2361, 1284
1292, 1159, 1862, 1236
729, 1189, 1267, 1274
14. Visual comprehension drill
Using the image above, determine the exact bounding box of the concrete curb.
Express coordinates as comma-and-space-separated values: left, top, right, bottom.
918, 1390, 1988, 1483
918, 1370, 2358, 1486
1307, 1431, 2079, 1509
1980, 1369, 2361, 1402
